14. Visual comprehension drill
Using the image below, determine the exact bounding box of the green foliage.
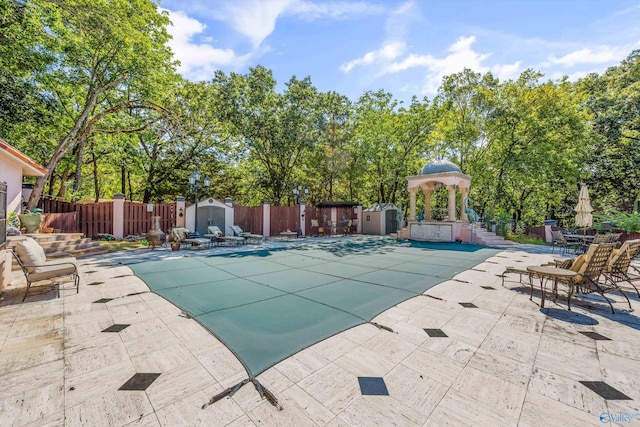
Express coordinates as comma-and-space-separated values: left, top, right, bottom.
505, 232, 546, 245
602, 210, 640, 233
7, 211, 19, 228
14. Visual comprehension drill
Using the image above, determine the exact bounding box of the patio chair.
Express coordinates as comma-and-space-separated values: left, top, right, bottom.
205, 226, 244, 246
551, 230, 579, 254
169, 227, 190, 248
570, 243, 630, 313
311, 219, 319, 236
600, 239, 640, 298
229, 225, 263, 243
343, 219, 353, 235
12, 237, 79, 302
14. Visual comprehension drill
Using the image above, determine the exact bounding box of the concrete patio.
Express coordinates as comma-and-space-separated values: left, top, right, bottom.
1, 237, 639, 426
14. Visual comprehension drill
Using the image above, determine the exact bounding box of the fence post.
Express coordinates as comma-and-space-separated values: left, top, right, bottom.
300, 202, 306, 237
176, 196, 186, 228
263, 200, 270, 237
113, 193, 125, 239
331, 207, 337, 234
356, 204, 363, 234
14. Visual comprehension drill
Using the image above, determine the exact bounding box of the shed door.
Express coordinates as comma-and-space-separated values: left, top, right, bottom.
385, 209, 398, 234
199, 206, 225, 234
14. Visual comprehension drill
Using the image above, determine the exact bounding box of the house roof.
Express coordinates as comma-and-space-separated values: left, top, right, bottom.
0, 138, 47, 176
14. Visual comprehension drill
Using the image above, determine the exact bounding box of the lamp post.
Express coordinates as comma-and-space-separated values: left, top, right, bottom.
293, 185, 309, 237
189, 170, 210, 237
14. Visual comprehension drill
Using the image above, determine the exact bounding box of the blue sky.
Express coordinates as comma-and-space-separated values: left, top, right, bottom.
159, 0, 640, 102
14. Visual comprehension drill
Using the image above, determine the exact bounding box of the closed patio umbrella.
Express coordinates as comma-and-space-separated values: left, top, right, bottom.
575, 184, 593, 235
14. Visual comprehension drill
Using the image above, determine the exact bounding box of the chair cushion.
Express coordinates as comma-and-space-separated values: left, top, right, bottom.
207, 226, 222, 237
170, 228, 190, 242
15, 238, 47, 273
570, 255, 586, 273
29, 257, 77, 282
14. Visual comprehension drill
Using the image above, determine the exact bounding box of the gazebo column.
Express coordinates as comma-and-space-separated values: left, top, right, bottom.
460, 188, 468, 221
409, 188, 417, 221
423, 188, 433, 219
447, 185, 457, 221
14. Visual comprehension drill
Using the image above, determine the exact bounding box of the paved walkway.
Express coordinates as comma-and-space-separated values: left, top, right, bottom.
1, 238, 639, 426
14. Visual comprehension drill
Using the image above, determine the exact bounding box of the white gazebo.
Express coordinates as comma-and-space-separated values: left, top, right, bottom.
405, 160, 472, 242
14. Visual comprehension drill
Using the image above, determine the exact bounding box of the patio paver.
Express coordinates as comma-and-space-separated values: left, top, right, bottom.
1, 236, 639, 426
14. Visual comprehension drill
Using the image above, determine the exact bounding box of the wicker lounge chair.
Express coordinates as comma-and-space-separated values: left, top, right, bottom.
600, 239, 640, 298
570, 243, 630, 313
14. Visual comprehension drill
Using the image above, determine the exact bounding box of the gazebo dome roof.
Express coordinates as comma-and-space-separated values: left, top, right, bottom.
419, 159, 462, 175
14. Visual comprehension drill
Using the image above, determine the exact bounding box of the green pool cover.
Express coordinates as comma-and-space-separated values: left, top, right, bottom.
130, 238, 500, 377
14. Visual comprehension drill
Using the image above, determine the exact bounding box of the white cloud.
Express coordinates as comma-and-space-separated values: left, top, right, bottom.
340, 41, 406, 73
548, 47, 623, 67
221, 0, 295, 48
342, 34, 524, 94
493, 61, 522, 81
210, 0, 384, 49
339, 1, 416, 73
165, 9, 251, 81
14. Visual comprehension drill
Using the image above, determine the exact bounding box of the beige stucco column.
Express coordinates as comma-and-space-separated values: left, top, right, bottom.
176, 196, 186, 228
113, 193, 125, 239
423, 188, 433, 220
447, 185, 457, 221
262, 200, 270, 237
409, 188, 417, 221
460, 188, 468, 221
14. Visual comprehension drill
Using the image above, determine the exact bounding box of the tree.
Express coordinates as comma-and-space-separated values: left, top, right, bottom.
352, 91, 433, 206
14, 0, 175, 209
431, 69, 496, 172
474, 71, 588, 227
214, 67, 320, 205
579, 51, 640, 212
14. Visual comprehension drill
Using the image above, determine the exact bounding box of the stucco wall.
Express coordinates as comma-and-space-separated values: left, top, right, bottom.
0, 156, 24, 213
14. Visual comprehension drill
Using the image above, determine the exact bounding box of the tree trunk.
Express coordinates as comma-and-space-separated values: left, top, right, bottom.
72, 135, 87, 193
91, 145, 99, 202
56, 166, 71, 200
121, 166, 126, 194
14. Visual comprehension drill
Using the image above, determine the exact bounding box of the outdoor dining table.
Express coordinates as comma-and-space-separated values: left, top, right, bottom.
526, 265, 578, 309
563, 234, 595, 254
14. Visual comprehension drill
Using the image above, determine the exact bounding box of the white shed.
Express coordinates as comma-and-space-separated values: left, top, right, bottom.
185, 197, 234, 236
362, 203, 403, 235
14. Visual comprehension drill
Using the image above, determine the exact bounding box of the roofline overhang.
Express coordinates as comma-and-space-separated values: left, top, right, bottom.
0, 138, 47, 176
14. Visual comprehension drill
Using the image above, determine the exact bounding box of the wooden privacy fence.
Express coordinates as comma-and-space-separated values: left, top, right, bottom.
39, 199, 175, 238
234, 205, 263, 235
270, 206, 299, 235
41, 212, 79, 233
123, 202, 175, 237
77, 202, 113, 238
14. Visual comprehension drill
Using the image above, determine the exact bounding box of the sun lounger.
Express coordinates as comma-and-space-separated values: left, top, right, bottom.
229, 225, 263, 243
205, 226, 244, 246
